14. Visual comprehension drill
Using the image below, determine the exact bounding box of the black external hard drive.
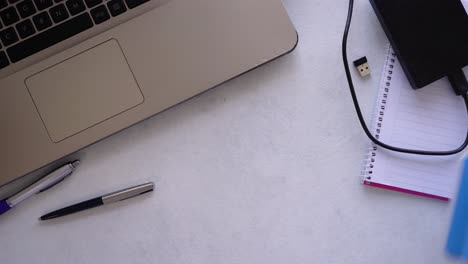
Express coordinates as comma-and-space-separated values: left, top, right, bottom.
369, 0, 468, 89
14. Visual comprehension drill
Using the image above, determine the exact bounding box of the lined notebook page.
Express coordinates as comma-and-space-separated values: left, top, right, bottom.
363, 48, 468, 199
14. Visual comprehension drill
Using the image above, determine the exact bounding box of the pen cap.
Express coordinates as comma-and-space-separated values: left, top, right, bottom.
102, 183, 154, 204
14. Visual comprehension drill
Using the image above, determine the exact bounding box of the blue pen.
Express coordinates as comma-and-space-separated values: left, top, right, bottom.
446, 158, 468, 259
0, 161, 80, 215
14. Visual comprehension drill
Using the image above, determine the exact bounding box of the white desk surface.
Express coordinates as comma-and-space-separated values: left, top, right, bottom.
1, 1, 464, 263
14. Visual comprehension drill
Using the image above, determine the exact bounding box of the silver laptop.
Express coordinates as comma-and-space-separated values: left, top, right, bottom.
0, 0, 297, 185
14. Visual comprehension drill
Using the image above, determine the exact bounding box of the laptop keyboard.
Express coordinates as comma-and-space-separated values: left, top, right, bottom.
0, 0, 149, 69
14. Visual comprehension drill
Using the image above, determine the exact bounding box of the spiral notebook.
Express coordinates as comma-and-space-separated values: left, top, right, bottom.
361, 47, 467, 201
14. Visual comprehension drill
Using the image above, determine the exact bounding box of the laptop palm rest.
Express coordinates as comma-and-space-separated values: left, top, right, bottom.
25, 39, 144, 143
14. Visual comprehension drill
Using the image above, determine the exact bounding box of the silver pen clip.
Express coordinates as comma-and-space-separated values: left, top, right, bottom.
39, 161, 80, 193
6, 161, 80, 208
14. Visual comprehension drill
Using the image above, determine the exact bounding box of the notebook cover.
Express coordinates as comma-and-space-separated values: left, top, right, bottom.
363, 181, 449, 201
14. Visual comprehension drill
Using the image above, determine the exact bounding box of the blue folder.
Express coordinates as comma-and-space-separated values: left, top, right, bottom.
446, 158, 468, 259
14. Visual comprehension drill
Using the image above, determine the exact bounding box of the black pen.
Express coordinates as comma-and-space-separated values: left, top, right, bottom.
40, 182, 154, 220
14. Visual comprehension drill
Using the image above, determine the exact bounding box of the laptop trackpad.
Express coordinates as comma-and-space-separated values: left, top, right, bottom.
26, 39, 144, 143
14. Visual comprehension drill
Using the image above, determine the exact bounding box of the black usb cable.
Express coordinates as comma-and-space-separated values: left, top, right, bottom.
342, 0, 468, 156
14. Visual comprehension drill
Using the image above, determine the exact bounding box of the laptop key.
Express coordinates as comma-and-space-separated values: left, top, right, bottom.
0, 7, 20, 26
16, 19, 35, 38
90, 5, 109, 24
84, 0, 101, 8
49, 4, 68, 23
33, 11, 52, 31
0, 51, 9, 69
125, 0, 148, 9
107, 0, 126, 17
17, 0, 37, 19
0, 26, 18, 46
0, 0, 7, 10
66, 0, 85, 16
34, 0, 53, 11
8, 0, 20, 4
7, 12, 93, 63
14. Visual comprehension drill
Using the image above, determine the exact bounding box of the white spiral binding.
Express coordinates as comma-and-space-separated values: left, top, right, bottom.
361, 47, 396, 183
